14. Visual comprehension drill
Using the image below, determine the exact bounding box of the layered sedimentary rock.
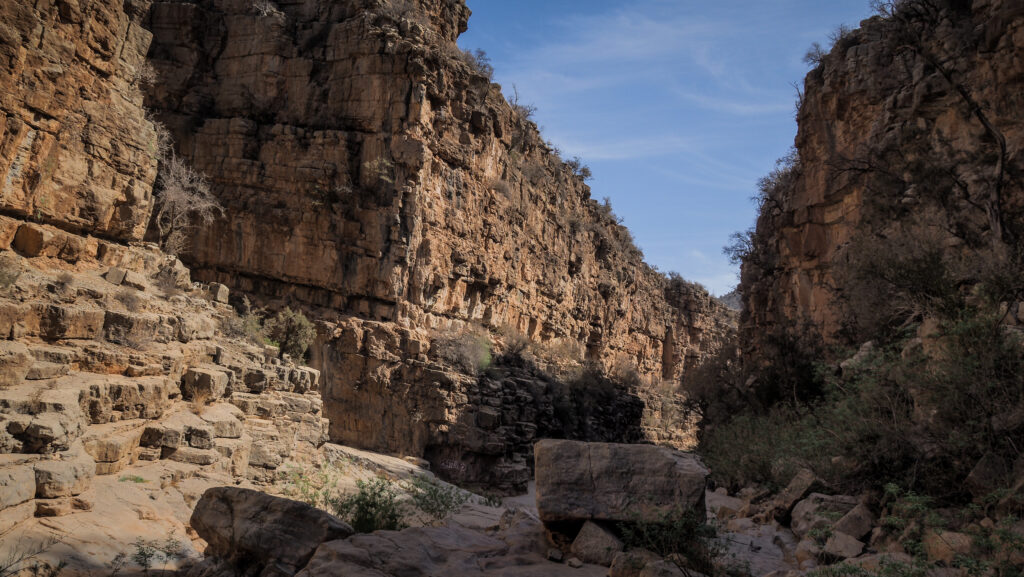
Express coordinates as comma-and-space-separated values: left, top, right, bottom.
741, 0, 1024, 349
145, 0, 734, 482
0, 0, 159, 241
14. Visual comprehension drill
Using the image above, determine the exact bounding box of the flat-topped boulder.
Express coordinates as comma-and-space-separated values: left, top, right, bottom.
190, 487, 353, 576
534, 439, 708, 525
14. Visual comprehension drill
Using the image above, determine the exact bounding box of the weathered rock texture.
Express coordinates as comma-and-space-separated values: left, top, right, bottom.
0, 237, 329, 553
144, 0, 733, 484
0, 0, 158, 241
534, 439, 708, 525
741, 0, 1024, 349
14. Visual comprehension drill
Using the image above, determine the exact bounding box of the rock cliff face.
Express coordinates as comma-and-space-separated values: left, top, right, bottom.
0, 0, 158, 241
144, 0, 734, 484
741, 0, 1024, 350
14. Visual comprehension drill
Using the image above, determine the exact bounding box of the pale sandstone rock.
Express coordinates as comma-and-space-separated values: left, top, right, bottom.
191, 487, 353, 576
33, 450, 95, 498
182, 366, 230, 402
823, 531, 864, 559
833, 502, 875, 540
790, 493, 858, 539
0, 465, 35, 510
200, 404, 245, 439
534, 439, 707, 524
570, 520, 624, 566
0, 341, 32, 387
610, 549, 662, 577
104, 267, 127, 286
24, 361, 69, 380
922, 530, 973, 564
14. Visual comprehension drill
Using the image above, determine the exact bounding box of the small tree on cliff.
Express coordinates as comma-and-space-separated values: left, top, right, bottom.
152, 154, 222, 256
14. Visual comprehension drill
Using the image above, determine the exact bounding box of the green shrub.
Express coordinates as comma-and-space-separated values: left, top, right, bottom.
620, 508, 744, 577
458, 48, 493, 79
332, 478, 406, 533
404, 475, 468, 523
279, 463, 344, 510
263, 307, 316, 360
433, 330, 492, 375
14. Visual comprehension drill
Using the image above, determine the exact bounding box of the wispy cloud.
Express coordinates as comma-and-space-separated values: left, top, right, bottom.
672, 88, 793, 116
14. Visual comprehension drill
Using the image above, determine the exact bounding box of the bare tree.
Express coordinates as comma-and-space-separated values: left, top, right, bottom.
152, 154, 222, 256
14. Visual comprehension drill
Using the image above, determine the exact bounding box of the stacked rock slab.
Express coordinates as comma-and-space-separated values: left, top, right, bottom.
0, 234, 329, 537
0, 0, 158, 241
144, 0, 734, 481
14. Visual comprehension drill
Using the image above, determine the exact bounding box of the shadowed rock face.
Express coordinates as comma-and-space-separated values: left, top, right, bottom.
144, 0, 735, 478
0, 0, 158, 241
741, 0, 1024, 351
534, 439, 708, 525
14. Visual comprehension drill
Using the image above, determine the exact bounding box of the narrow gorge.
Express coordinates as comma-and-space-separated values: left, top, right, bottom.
0, 0, 1022, 576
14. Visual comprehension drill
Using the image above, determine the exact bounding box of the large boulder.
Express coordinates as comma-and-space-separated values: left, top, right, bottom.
534, 439, 708, 524
190, 487, 353, 576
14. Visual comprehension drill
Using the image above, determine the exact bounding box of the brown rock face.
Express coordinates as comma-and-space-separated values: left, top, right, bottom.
0, 0, 158, 241
534, 439, 708, 525
740, 0, 1024, 349
190, 486, 354, 576
145, 0, 734, 480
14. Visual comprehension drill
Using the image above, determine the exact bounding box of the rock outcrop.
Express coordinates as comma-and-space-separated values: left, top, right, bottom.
0, 234, 331, 568
534, 439, 708, 525
191, 486, 354, 576
740, 0, 1024, 350
0, 0, 158, 241
142, 0, 734, 484
187, 486, 610, 577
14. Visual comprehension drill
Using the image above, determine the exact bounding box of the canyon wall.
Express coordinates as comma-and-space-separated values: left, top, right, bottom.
144, 0, 733, 484
740, 0, 1024, 351
0, 0, 158, 241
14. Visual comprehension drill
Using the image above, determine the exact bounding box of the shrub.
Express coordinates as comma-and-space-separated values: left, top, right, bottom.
251, 0, 281, 17
279, 463, 345, 510
129, 61, 158, 88
457, 48, 493, 80
620, 508, 741, 577
332, 477, 406, 533
495, 324, 530, 358
565, 156, 592, 181
263, 307, 316, 360
0, 257, 21, 293
433, 329, 492, 375
115, 287, 144, 312
488, 179, 511, 196
404, 475, 468, 524
130, 534, 185, 575
363, 158, 395, 186
509, 85, 537, 121
221, 297, 264, 344
152, 154, 223, 256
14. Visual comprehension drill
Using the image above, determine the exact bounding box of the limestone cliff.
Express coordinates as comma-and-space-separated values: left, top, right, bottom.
740, 0, 1024, 352
143, 0, 734, 485
0, 0, 158, 242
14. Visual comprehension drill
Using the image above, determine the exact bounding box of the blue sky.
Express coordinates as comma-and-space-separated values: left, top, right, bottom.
459, 0, 875, 295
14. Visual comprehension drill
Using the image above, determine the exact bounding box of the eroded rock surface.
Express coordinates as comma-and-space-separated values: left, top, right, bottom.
534, 439, 708, 525
144, 0, 735, 476
0, 0, 158, 241
741, 1, 1024, 348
